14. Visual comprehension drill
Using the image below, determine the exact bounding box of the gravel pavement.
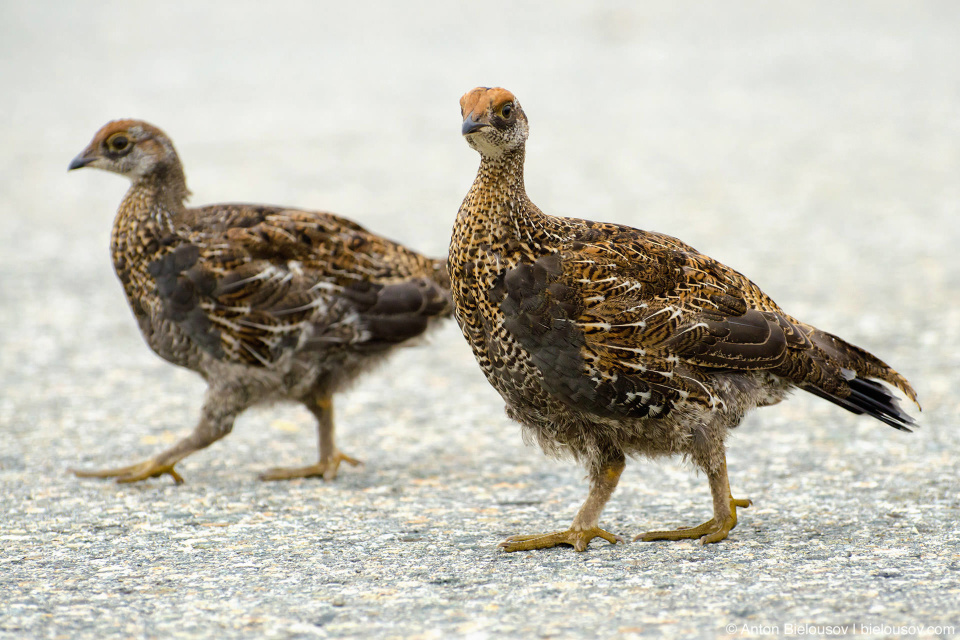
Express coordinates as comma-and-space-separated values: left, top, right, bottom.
1, 2, 958, 638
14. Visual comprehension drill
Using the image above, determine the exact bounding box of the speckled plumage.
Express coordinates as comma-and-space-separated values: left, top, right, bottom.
70, 120, 451, 483
449, 88, 920, 551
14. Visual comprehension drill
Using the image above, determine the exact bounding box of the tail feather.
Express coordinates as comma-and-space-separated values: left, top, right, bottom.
795, 328, 920, 432
802, 372, 916, 432
807, 327, 920, 410
343, 277, 451, 350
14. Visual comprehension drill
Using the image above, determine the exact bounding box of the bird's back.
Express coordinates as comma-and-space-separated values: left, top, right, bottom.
167, 203, 449, 366
454, 199, 918, 438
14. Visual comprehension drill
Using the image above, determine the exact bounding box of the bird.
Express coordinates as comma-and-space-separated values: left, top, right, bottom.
448, 87, 920, 552
69, 119, 451, 484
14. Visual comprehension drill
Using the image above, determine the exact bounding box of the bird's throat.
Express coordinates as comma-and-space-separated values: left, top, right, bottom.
460, 148, 533, 233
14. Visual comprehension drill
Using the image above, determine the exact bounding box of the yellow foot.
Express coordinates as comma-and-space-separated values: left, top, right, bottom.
71, 460, 184, 484
499, 527, 624, 552
637, 497, 752, 544
258, 451, 362, 481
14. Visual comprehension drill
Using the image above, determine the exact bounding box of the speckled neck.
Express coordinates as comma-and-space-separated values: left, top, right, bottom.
462, 147, 528, 222
111, 172, 182, 295
115, 175, 179, 237
458, 146, 554, 247
455, 144, 564, 259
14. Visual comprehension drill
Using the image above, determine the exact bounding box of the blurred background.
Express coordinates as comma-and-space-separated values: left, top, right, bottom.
1, 1, 958, 638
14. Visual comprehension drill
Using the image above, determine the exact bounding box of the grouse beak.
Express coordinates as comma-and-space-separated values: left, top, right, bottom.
68, 152, 94, 171
462, 114, 488, 136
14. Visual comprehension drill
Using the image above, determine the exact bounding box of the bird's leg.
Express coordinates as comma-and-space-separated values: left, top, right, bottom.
71, 386, 241, 484
637, 450, 751, 544
500, 453, 626, 552
259, 394, 360, 481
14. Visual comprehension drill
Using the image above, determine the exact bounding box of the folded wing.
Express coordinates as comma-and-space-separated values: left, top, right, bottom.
150, 206, 450, 367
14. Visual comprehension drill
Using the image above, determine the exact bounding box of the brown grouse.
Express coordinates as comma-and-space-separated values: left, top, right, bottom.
69, 120, 450, 483
449, 87, 920, 551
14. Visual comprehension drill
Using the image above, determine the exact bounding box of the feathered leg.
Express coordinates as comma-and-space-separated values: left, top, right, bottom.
72, 384, 244, 484
500, 452, 626, 552
259, 393, 360, 481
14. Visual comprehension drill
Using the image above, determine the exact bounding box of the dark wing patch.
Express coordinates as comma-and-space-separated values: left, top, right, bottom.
495, 253, 675, 418
494, 255, 603, 409
148, 244, 224, 357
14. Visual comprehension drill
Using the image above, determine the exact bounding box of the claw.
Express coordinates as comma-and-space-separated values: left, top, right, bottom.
71, 460, 184, 484
637, 496, 751, 544
259, 451, 362, 481
499, 527, 623, 552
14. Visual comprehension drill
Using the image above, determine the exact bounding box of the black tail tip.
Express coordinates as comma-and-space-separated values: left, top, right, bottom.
803, 375, 918, 432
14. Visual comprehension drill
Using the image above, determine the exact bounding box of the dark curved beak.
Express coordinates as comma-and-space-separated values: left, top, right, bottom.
68, 153, 93, 171
462, 115, 487, 136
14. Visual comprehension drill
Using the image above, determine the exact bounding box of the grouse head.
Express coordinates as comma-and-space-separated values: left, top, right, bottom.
460, 87, 528, 158
69, 120, 185, 184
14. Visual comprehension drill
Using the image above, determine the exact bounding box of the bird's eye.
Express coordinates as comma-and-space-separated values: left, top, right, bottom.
500, 103, 513, 119
108, 134, 130, 152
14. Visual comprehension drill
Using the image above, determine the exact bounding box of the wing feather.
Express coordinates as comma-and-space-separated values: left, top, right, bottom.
150, 205, 449, 366
495, 226, 800, 418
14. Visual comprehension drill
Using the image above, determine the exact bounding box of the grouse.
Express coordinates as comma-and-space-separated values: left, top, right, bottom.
69, 119, 450, 483
448, 87, 919, 551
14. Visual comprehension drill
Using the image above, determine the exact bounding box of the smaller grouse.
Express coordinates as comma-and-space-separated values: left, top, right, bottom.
69, 120, 450, 484
449, 87, 920, 551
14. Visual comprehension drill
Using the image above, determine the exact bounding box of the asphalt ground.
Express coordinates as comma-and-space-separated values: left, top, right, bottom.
1, 2, 958, 638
